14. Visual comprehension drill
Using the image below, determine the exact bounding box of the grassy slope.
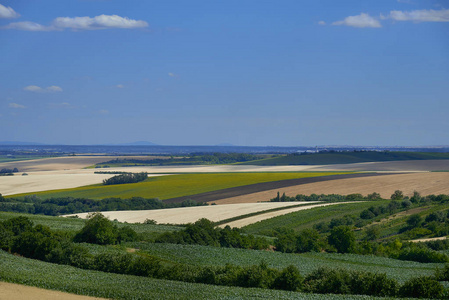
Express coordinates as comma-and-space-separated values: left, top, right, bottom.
242, 200, 391, 235
0, 251, 397, 300
133, 242, 438, 283
239, 151, 449, 166
9, 172, 350, 200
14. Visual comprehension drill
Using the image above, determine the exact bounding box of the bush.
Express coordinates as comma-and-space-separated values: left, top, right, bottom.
272, 265, 303, 291
328, 226, 355, 253
399, 276, 444, 298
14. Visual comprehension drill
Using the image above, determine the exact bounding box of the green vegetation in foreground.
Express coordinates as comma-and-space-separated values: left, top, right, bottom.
9, 172, 352, 200
0, 251, 393, 300
132, 242, 438, 283
239, 151, 449, 166
243, 201, 392, 235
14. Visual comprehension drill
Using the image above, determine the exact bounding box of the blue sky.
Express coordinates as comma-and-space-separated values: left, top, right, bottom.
0, 0, 448, 146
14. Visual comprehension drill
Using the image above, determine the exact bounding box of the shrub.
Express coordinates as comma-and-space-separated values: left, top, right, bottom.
328, 226, 355, 253
399, 276, 444, 298
73, 213, 122, 245
272, 265, 303, 291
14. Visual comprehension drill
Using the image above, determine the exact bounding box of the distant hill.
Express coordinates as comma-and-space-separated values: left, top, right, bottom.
238, 151, 449, 166
0, 141, 45, 145
115, 141, 158, 146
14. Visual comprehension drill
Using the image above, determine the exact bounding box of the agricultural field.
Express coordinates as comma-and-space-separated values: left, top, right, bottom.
8, 172, 351, 200
239, 151, 449, 166
213, 172, 449, 204
0, 250, 392, 300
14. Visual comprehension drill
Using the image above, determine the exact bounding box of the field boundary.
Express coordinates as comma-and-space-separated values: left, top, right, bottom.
163, 173, 401, 204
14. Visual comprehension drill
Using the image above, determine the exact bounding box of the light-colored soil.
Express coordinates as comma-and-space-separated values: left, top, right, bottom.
0, 171, 164, 196
309, 160, 449, 172
219, 202, 353, 228
212, 172, 449, 204
409, 236, 447, 243
63, 202, 320, 224
0, 282, 106, 300
367, 207, 429, 227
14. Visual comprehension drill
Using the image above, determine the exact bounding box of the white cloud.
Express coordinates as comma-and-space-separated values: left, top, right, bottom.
318, 21, 326, 25
9, 103, 26, 109
168, 72, 179, 78
47, 85, 63, 92
2, 21, 52, 31
0, 4, 20, 19
2, 14, 148, 31
24, 85, 43, 92
332, 13, 382, 28
383, 8, 449, 22
116, 84, 125, 88
99, 109, 109, 115
53, 14, 148, 30
49, 102, 73, 109
24, 85, 63, 92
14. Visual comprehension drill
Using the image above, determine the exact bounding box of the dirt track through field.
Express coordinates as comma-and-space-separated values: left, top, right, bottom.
212, 172, 449, 204
0, 282, 105, 300
163, 173, 398, 204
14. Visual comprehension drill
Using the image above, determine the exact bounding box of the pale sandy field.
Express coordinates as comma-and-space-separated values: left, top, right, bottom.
212, 172, 449, 204
63, 202, 320, 224
0, 282, 105, 300
219, 202, 353, 228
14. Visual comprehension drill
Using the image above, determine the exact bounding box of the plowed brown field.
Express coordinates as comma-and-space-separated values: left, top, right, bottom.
212, 172, 449, 204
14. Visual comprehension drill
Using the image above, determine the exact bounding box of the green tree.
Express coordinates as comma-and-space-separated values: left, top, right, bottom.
328, 226, 355, 253
73, 213, 119, 245
390, 190, 404, 200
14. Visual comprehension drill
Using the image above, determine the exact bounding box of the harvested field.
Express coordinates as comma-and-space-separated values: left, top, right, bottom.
63, 202, 320, 224
219, 202, 352, 228
212, 172, 449, 204
310, 160, 449, 172
0, 281, 105, 300
409, 237, 447, 243
0, 171, 164, 196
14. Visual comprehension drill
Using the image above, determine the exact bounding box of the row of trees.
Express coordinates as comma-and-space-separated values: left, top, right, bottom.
0, 196, 206, 215
103, 172, 148, 185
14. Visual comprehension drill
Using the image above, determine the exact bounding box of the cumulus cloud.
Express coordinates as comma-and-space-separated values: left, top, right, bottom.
0, 4, 20, 19
116, 84, 125, 88
382, 8, 449, 22
168, 72, 179, 78
9, 103, 26, 109
318, 21, 326, 25
24, 85, 43, 92
332, 13, 382, 28
2, 14, 148, 31
24, 85, 63, 92
47, 85, 63, 92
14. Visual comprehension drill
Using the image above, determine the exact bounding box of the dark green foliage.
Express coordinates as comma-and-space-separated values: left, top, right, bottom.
46, 241, 92, 268
237, 261, 279, 289
271, 193, 345, 202
73, 213, 138, 245
391, 190, 404, 200
1, 196, 206, 216
397, 246, 449, 263
304, 268, 398, 297
406, 214, 422, 228
156, 219, 268, 250
2, 216, 33, 235
296, 229, 321, 253
399, 276, 444, 298
328, 226, 355, 253
274, 229, 297, 253
103, 172, 148, 185
272, 265, 304, 291
364, 226, 380, 241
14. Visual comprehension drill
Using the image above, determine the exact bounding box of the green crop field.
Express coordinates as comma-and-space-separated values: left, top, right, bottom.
242, 200, 391, 235
132, 242, 438, 283
238, 151, 449, 166
0, 250, 393, 300
9, 172, 351, 200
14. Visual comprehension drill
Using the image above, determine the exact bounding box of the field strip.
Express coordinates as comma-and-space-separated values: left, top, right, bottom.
163, 173, 390, 204
0, 281, 105, 300
0, 173, 166, 196
409, 236, 447, 243
63, 201, 320, 224
219, 202, 356, 228
212, 172, 449, 204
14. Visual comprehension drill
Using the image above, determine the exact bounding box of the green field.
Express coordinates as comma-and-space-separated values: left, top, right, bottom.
242, 201, 391, 235
132, 242, 438, 283
9, 172, 351, 200
238, 151, 449, 166
0, 250, 396, 300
